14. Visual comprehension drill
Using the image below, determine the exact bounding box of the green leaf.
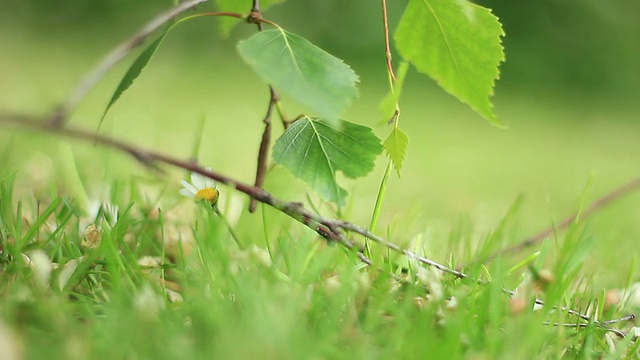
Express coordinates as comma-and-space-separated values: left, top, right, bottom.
272, 117, 382, 206
395, 0, 505, 126
383, 127, 409, 177
99, 32, 168, 128
379, 62, 409, 124
215, 0, 286, 37
237, 29, 359, 123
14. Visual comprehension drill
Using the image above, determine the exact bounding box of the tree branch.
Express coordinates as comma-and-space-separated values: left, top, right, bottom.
250, 87, 279, 212
466, 176, 640, 267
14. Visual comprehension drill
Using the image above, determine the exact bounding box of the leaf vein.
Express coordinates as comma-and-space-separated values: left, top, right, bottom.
423, 0, 474, 98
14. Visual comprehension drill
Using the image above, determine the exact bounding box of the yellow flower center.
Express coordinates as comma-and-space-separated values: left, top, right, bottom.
195, 187, 219, 204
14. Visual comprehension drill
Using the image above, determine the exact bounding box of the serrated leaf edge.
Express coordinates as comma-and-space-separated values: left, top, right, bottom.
383, 127, 409, 177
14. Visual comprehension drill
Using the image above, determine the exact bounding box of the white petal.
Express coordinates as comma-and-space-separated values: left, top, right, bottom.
181, 180, 197, 194
204, 177, 216, 189
202, 167, 216, 188
191, 172, 206, 190
179, 188, 195, 198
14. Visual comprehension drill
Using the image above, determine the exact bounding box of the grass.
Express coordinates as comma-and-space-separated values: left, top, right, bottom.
2, 17, 640, 359
1, 158, 639, 358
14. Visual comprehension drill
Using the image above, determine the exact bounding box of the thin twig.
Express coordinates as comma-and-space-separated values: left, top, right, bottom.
543, 321, 590, 328
541, 321, 628, 337
543, 314, 635, 339
600, 313, 636, 325
251, 0, 263, 31
468, 177, 640, 267
381, 0, 396, 82
336, 220, 469, 279
328, 224, 373, 266
250, 88, 281, 212
505, 288, 604, 326
0, 112, 633, 340
52, 0, 210, 125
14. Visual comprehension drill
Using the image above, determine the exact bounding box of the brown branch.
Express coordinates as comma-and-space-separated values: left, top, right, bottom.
51, 0, 210, 126
0, 111, 634, 339
249, 87, 279, 212
467, 177, 640, 267
1, 113, 360, 252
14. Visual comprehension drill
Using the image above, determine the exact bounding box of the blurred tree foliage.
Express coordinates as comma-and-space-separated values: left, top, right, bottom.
479, 0, 640, 98
2, 0, 639, 97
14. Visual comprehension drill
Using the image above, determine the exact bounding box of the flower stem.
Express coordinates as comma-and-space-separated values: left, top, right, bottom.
214, 207, 245, 250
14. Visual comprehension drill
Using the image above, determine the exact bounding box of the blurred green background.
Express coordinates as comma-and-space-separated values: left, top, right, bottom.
1, 0, 639, 285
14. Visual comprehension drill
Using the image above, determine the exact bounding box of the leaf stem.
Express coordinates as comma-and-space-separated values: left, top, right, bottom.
367, 161, 392, 256
381, 0, 396, 83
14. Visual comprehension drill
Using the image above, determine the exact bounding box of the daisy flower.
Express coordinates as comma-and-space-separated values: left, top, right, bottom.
180, 169, 220, 206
